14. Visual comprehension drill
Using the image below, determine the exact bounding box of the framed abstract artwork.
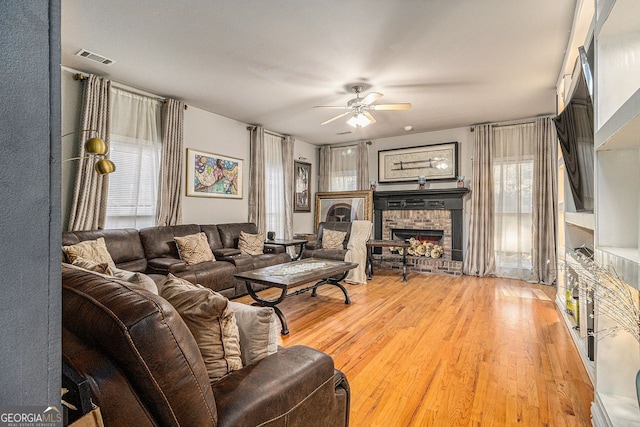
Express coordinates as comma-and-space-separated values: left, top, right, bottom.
378, 141, 458, 183
186, 149, 243, 198
294, 161, 311, 212
314, 190, 373, 232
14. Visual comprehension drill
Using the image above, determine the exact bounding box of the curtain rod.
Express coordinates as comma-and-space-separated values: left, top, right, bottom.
470, 114, 555, 131
71, 70, 187, 110
320, 140, 372, 148
246, 126, 287, 138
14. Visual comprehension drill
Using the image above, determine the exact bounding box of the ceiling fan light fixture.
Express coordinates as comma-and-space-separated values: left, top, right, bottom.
317, 85, 408, 127
347, 113, 371, 128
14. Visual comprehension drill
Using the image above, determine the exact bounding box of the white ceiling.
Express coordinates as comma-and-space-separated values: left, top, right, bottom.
61, 0, 577, 145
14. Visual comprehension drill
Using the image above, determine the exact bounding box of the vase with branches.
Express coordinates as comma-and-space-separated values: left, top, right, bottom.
562, 250, 640, 407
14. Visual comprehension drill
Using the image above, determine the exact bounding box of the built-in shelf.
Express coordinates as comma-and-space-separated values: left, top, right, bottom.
556, 292, 596, 383
596, 89, 640, 150
595, 0, 640, 130
598, 246, 640, 264
565, 211, 595, 230
593, 391, 640, 427
592, 1, 640, 421
595, 247, 640, 290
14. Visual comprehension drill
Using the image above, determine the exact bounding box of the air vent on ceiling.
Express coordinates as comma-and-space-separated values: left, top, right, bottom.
75, 49, 115, 66
336, 131, 352, 135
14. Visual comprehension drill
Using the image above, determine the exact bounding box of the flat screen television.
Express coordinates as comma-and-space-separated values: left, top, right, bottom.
553, 46, 594, 212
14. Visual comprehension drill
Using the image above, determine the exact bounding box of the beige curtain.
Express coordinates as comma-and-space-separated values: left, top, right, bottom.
318, 145, 331, 192
248, 127, 266, 232
532, 117, 557, 284
156, 99, 185, 226
282, 136, 295, 241
463, 124, 496, 276
357, 140, 369, 190
68, 75, 111, 231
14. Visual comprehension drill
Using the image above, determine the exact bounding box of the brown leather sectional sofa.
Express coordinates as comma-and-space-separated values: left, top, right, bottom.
62, 264, 351, 426
62, 222, 291, 299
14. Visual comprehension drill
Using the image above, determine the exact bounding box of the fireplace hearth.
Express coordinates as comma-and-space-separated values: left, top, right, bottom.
373, 188, 469, 275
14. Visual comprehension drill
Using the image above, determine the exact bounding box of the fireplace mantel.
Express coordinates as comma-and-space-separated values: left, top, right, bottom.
373, 188, 470, 261
373, 188, 470, 211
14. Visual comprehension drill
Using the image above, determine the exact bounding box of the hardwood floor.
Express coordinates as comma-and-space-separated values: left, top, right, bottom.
236, 270, 594, 426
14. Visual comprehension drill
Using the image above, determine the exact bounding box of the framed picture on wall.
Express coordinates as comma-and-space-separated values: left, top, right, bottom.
378, 141, 458, 183
294, 161, 311, 212
314, 190, 373, 232
186, 148, 243, 198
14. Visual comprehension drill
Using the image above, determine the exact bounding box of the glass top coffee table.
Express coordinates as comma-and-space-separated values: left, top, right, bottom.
234, 258, 358, 335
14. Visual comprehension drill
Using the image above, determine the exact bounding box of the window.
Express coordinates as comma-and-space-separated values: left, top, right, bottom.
492, 123, 535, 281
330, 146, 357, 191
105, 88, 162, 229
264, 133, 285, 237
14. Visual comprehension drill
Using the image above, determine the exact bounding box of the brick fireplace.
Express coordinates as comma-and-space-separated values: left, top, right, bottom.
373, 188, 469, 275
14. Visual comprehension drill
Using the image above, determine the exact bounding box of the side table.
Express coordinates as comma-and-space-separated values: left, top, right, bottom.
366, 240, 411, 282
265, 238, 307, 260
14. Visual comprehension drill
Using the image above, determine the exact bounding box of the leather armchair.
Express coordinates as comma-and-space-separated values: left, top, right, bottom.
302, 222, 353, 261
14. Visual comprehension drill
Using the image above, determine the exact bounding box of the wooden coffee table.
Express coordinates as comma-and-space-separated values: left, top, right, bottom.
234, 258, 358, 334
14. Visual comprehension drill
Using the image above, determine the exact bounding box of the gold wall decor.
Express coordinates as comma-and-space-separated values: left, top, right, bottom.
314, 190, 373, 232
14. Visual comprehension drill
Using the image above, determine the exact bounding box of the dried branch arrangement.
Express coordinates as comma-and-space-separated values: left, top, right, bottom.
564, 252, 640, 344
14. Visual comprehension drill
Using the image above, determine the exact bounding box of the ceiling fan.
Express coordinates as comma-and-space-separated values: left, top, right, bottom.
314, 85, 411, 127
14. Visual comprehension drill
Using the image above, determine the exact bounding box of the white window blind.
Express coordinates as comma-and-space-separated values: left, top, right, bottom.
264, 133, 285, 237
105, 88, 162, 229
492, 122, 535, 281
330, 145, 357, 191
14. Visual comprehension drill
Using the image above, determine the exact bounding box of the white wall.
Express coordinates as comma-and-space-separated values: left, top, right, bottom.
182, 108, 320, 228
367, 127, 474, 257
368, 127, 473, 192
61, 72, 320, 230
182, 106, 250, 224
61, 69, 473, 239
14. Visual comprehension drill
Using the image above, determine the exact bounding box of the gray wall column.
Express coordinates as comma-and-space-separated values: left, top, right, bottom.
0, 0, 62, 406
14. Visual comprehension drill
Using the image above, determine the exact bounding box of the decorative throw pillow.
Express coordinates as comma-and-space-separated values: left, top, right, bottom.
160, 274, 242, 382
238, 231, 264, 256
174, 232, 215, 265
70, 258, 158, 295
63, 237, 116, 269
322, 229, 347, 250
110, 267, 158, 295
228, 301, 279, 366
71, 256, 113, 275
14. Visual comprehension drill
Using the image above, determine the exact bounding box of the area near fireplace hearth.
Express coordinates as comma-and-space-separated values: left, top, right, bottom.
372, 188, 469, 276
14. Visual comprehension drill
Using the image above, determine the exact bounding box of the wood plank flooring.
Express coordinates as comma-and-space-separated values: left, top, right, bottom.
235, 270, 593, 426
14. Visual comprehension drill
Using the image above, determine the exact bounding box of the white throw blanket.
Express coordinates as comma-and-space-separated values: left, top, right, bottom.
344, 220, 372, 284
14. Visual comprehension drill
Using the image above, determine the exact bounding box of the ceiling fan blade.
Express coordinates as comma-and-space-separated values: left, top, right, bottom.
372, 103, 412, 111
321, 111, 352, 125
364, 112, 376, 124
361, 92, 383, 105
313, 105, 349, 109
